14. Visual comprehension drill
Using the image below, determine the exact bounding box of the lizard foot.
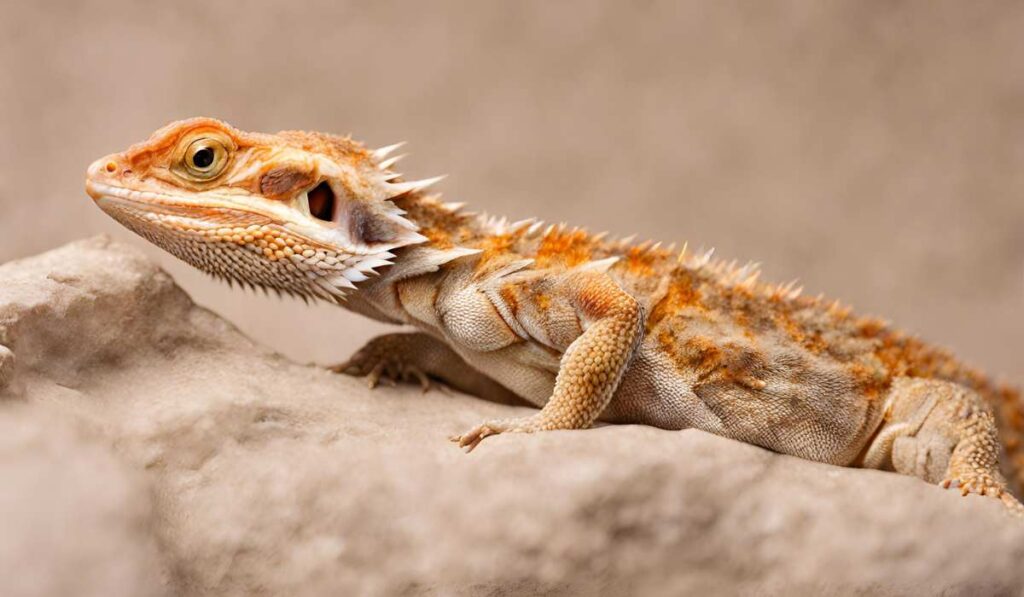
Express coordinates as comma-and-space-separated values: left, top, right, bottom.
330, 340, 438, 393
939, 472, 1024, 517
939, 474, 1003, 498
1000, 494, 1024, 518
449, 416, 540, 453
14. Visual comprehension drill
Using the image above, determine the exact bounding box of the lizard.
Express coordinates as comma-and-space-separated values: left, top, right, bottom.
85, 117, 1024, 515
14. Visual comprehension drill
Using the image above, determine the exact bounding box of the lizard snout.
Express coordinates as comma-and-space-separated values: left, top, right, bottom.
85, 154, 131, 201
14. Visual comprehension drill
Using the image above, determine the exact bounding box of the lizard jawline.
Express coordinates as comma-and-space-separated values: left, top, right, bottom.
89, 185, 386, 303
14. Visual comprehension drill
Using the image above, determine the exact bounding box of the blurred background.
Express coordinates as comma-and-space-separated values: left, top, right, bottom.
1, 1, 1021, 383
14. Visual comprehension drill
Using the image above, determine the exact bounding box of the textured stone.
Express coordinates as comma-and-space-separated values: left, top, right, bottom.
0, 405, 166, 597
1, 237, 1023, 596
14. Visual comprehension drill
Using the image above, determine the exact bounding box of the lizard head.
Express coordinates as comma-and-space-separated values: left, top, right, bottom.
85, 117, 434, 301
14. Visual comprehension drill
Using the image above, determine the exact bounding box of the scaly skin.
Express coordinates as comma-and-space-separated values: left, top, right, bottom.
86, 118, 1024, 515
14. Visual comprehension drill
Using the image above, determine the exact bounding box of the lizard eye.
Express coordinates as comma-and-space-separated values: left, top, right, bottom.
182, 138, 229, 179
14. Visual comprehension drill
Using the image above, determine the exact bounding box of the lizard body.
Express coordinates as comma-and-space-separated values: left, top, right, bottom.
86, 118, 1024, 514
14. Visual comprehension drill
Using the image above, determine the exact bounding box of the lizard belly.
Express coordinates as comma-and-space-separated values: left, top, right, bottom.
603, 342, 727, 432
447, 341, 557, 407
608, 323, 888, 466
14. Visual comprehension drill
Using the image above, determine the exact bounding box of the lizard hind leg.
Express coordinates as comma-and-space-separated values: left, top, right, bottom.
863, 377, 1024, 516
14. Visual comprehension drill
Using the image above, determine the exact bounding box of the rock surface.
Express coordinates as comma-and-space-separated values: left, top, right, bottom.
1, 237, 1023, 597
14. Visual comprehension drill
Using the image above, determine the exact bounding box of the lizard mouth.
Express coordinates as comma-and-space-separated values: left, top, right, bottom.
86, 181, 279, 254
86, 179, 259, 220
87, 180, 179, 213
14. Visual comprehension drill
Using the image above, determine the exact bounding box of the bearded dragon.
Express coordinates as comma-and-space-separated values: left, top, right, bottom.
85, 118, 1024, 515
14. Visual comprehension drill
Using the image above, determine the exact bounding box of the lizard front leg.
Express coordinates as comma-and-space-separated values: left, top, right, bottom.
451, 273, 643, 452
332, 332, 523, 405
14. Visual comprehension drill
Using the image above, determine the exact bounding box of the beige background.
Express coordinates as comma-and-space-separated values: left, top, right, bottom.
1, 1, 1021, 383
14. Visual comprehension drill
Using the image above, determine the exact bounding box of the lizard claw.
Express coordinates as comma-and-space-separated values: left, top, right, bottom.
402, 367, 432, 393
939, 474, 1003, 498
450, 416, 541, 453
328, 359, 356, 375
330, 342, 436, 394
450, 423, 503, 453
938, 472, 1024, 516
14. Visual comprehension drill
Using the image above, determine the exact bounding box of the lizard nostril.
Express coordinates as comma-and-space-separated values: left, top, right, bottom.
105, 161, 118, 174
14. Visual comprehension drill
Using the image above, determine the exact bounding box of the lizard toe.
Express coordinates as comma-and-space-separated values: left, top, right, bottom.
938, 474, 1024, 516
331, 349, 439, 394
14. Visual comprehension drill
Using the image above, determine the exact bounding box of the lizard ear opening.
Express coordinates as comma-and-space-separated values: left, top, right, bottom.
307, 182, 336, 222
298, 178, 426, 252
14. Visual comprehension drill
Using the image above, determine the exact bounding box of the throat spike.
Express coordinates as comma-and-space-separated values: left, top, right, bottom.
378, 154, 406, 170
385, 175, 447, 197
373, 141, 407, 160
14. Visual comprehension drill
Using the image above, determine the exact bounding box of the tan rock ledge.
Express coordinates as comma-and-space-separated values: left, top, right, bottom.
1, 236, 1023, 597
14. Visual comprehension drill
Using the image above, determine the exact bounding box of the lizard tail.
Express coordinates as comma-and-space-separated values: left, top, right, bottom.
992, 384, 1024, 498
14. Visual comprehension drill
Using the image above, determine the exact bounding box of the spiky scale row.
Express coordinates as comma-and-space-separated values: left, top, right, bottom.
384, 174, 448, 198
373, 141, 406, 160
419, 194, 836, 309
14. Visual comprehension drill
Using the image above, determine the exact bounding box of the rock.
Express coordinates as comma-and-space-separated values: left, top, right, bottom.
0, 404, 167, 597
1, 236, 1023, 597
